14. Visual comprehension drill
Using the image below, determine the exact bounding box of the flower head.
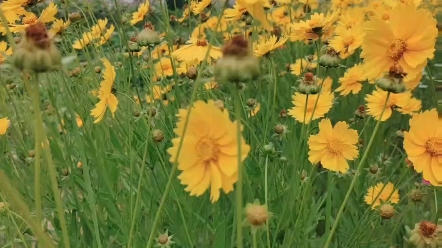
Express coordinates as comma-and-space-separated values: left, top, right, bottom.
171, 38, 222, 64
0, 117, 10, 135
335, 64, 366, 96
167, 100, 251, 202
329, 26, 364, 59
364, 182, 400, 208
308, 119, 359, 173
403, 109, 442, 186
253, 35, 288, 57
154, 230, 175, 248
406, 221, 439, 248
288, 91, 334, 124
131, 1, 150, 25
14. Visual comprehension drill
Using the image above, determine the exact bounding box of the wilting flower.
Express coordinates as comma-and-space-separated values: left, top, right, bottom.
403, 109, 442, 186
243, 199, 271, 234
0, 117, 10, 135
308, 119, 359, 173
288, 91, 334, 124
131, 1, 150, 25
167, 100, 250, 202
90, 58, 118, 123
365, 88, 421, 121
361, 3, 437, 81
364, 182, 400, 208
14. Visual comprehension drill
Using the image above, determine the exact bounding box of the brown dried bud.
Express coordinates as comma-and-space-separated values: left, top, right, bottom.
146, 107, 157, 117
280, 109, 287, 118
133, 111, 140, 117
152, 129, 165, 142
14, 36, 21, 44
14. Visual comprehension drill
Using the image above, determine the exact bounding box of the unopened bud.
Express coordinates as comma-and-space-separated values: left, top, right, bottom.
152, 129, 165, 142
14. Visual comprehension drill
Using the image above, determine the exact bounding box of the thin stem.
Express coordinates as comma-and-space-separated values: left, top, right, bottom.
234, 86, 244, 248
324, 171, 333, 238
253, 232, 258, 248
264, 156, 271, 248
25, 78, 71, 248
324, 92, 391, 248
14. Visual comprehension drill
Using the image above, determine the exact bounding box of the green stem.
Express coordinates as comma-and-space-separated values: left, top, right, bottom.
25, 79, 71, 248
234, 86, 244, 248
23, 77, 43, 223
264, 156, 271, 248
324, 171, 333, 238
252, 232, 258, 248
324, 92, 391, 248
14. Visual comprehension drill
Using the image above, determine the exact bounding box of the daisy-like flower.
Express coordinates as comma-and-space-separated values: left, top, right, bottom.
0, 0, 32, 24
269, 6, 298, 26
335, 7, 365, 33
403, 109, 442, 186
167, 100, 251, 202
298, 0, 319, 11
0, 117, 10, 135
72, 19, 113, 49
365, 88, 421, 121
406, 221, 439, 248
308, 119, 359, 173
154, 57, 175, 78
253, 35, 288, 57
0, 41, 13, 64
364, 182, 400, 208
223, 3, 247, 22
130, 1, 150, 25
154, 230, 175, 248
288, 91, 334, 124
361, 3, 438, 81
192, 0, 211, 15
178, 2, 197, 23
204, 80, 219, 90
288, 9, 340, 42
9, 2, 57, 33
335, 64, 366, 96
146, 85, 172, 103
236, 0, 272, 31
90, 58, 118, 123
171, 38, 222, 64
329, 26, 364, 59
203, 17, 228, 32
49, 19, 70, 36
289, 56, 317, 76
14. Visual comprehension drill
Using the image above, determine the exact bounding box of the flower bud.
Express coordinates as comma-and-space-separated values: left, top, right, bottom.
297, 72, 320, 94
68, 12, 82, 22
0, 202, 9, 215
128, 40, 141, 52
152, 129, 165, 142
409, 189, 423, 202
137, 28, 161, 46
319, 46, 340, 68
94, 66, 101, 73
274, 124, 285, 134
215, 35, 260, 83
246, 98, 256, 107
379, 203, 395, 219
354, 105, 366, 119
245, 200, 270, 230
369, 165, 379, 174
263, 142, 275, 154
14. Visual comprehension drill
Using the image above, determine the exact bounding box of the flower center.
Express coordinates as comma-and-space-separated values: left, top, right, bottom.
196, 39, 208, 46
387, 39, 406, 61
327, 138, 343, 154
196, 138, 219, 162
22, 15, 38, 25
425, 137, 442, 157
381, 13, 390, 20
342, 36, 354, 47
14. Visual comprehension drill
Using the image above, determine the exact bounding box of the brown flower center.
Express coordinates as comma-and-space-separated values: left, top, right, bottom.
327, 138, 343, 154
419, 221, 437, 238
196, 138, 219, 162
425, 137, 442, 157
197, 39, 208, 46
387, 39, 406, 61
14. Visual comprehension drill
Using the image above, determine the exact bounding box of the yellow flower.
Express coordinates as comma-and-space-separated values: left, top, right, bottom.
236, 0, 272, 31
298, 0, 319, 11
167, 100, 251, 202
248, 103, 261, 117
146, 85, 172, 103
178, 2, 197, 22
308, 119, 359, 173
365, 88, 421, 121
223, 3, 247, 22
151, 43, 176, 60
10, 2, 58, 33
269, 6, 298, 26
73, 19, 112, 49
0, 117, 10, 135
203, 17, 228, 32
98, 24, 114, 46
171, 38, 222, 64
404, 109, 442, 186
288, 10, 340, 42
384, 0, 422, 8
204, 81, 219, 90
0, 41, 13, 64
288, 91, 334, 124
193, 0, 211, 15
361, 3, 437, 81
335, 7, 365, 32
289, 57, 317, 76
131, 1, 150, 25
154, 57, 175, 78
90, 58, 118, 123
49, 19, 70, 36
253, 35, 288, 57
0, 0, 32, 24
335, 64, 366, 96
364, 182, 399, 209
329, 26, 364, 59
176, 58, 200, 75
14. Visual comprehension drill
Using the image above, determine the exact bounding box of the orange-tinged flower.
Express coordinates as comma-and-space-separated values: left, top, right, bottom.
403, 109, 442, 186
308, 119, 359, 173
130, 1, 149, 25
167, 100, 251, 202
361, 3, 437, 80
90, 58, 118, 123
0, 0, 29, 24
0, 117, 10, 135
288, 91, 334, 124
365, 88, 421, 121
364, 182, 400, 208
335, 64, 366, 96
